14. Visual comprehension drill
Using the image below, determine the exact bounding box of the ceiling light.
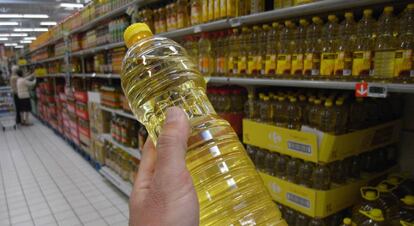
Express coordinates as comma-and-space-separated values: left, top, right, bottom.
14, 28, 48, 32
40, 21, 57, 26
15, 45, 24, 48
60, 3, 84, 8
0, 37, 8, 40
20, 40, 32, 43
0, 33, 27, 37
24, 37, 36, 40
0, 14, 49, 18
5, 43, 17, 46
0, 22, 18, 26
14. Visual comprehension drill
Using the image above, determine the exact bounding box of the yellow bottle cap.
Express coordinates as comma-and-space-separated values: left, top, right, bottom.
312, 16, 321, 23
262, 24, 270, 30
343, 218, 352, 225
253, 25, 260, 30
363, 9, 373, 16
401, 195, 414, 205
365, 191, 377, 201
263, 96, 269, 101
377, 184, 389, 193
124, 23, 153, 48
335, 99, 344, 106
370, 209, 384, 221
242, 26, 249, 32
259, 93, 265, 98
278, 96, 285, 101
290, 97, 297, 102
328, 15, 337, 22
299, 19, 308, 26
384, 6, 394, 13
344, 12, 353, 19
299, 95, 306, 101
284, 20, 292, 26
314, 99, 321, 104
408, 4, 414, 10
272, 22, 279, 28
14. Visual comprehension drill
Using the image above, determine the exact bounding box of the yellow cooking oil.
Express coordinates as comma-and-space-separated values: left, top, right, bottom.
122, 23, 286, 226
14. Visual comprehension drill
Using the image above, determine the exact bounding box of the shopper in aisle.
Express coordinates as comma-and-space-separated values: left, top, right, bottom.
9, 65, 21, 124
16, 69, 36, 126
129, 107, 199, 226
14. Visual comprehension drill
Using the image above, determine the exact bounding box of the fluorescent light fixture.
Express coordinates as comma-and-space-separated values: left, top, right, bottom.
0, 33, 28, 37
0, 14, 48, 18
15, 45, 23, 48
5, 43, 17, 46
60, 3, 84, 8
10, 33, 28, 37
20, 40, 32, 43
0, 37, 8, 40
14, 28, 48, 32
40, 21, 57, 26
0, 22, 18, 26
24, 37, 36, 40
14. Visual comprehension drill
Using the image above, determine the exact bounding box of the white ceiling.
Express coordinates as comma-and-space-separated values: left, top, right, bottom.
0, 0, 89, 44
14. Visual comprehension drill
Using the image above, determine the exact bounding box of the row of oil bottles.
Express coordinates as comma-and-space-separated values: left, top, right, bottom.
182, 4, 414, 81
137, 0, 314, 34
247, 144, 398, 190
243, 89, 402, 134
273, 176, 414, 226
206, 87, 246, 113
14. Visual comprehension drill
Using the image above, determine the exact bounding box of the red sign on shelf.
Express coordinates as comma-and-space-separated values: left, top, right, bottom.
355, 82, 368, 97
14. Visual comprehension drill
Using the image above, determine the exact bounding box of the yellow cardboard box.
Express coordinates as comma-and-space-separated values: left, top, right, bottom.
243, 119, 401, 164
260, 169, 394, 218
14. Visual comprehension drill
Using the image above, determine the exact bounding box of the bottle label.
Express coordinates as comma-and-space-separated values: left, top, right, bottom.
374, 50, 395, 78
276, 54, 292, 75
199, 57, 210, 74
291, 53, 304, 75
220, 0, 227, 18
334, 51, 352, 76
247, 56, 255, 75
352, 51, 372, 76
228, 56, 236, 74
304, 53, 320, 76
265, 54, 276, 75
238, 56, 247, 74
177, 14, 184, 28
216, 57, 226, 74
394, 49, 413, 77
320, 53, 336, 76
191, 5, 201, 24
202, 1, 209, 22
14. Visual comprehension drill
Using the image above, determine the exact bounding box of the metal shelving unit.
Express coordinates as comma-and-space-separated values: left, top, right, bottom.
99, 133, 141, 160
99, 104, 136, 121
72, 73, 120, 79
207, 77, 414, 93
99, 166, 132, 197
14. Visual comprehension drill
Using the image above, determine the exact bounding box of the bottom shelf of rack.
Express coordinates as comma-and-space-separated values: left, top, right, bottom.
99, 166, 132, 197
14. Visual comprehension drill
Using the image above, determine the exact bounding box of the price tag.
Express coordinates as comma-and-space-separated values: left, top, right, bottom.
368, 84, 388, 98
229, 18, 241, 27
193, 25, 202, 33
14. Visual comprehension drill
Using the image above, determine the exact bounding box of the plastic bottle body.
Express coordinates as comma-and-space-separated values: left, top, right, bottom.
121, 34, 285, 225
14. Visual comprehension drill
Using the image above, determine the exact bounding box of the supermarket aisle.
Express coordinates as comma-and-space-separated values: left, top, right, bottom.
0, 120, 129, 226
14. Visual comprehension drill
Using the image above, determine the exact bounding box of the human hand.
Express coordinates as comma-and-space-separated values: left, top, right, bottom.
129, 107, 199, 226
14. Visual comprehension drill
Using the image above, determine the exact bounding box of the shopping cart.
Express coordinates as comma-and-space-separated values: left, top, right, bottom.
0, 86, 17, 131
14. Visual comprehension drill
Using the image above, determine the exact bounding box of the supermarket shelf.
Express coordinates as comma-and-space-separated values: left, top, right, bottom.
99, 133, 141, 160
207, 77, 414, 93
99, 104, 137, 121
26, 55, 64, 66
28, 36, 62, 56
28, 0, 398, 61
99, 166, 132, 197
71, 42, 124, 57
72, 73, 120, 79
37, 73, 65, 78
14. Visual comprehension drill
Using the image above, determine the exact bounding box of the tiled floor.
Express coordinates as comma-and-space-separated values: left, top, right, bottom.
0, 119, 129, 226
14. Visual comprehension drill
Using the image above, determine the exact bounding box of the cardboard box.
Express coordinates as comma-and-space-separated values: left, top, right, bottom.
243, 119, 401, 164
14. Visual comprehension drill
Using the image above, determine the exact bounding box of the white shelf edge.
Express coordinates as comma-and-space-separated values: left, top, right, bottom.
99, 133, 141, 160
99, 166, 132, 197
72, 73, 120, 79
99, 104, 137, 121
207, 77, 414, 94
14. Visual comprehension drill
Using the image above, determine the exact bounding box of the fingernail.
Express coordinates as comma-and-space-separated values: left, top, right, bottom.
165, 107, 183, 124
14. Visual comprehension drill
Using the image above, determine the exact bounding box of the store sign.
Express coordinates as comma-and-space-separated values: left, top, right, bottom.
355, 82, 368, 97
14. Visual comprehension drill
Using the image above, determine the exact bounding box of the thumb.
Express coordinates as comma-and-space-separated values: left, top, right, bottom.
155, 107, 190, 176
